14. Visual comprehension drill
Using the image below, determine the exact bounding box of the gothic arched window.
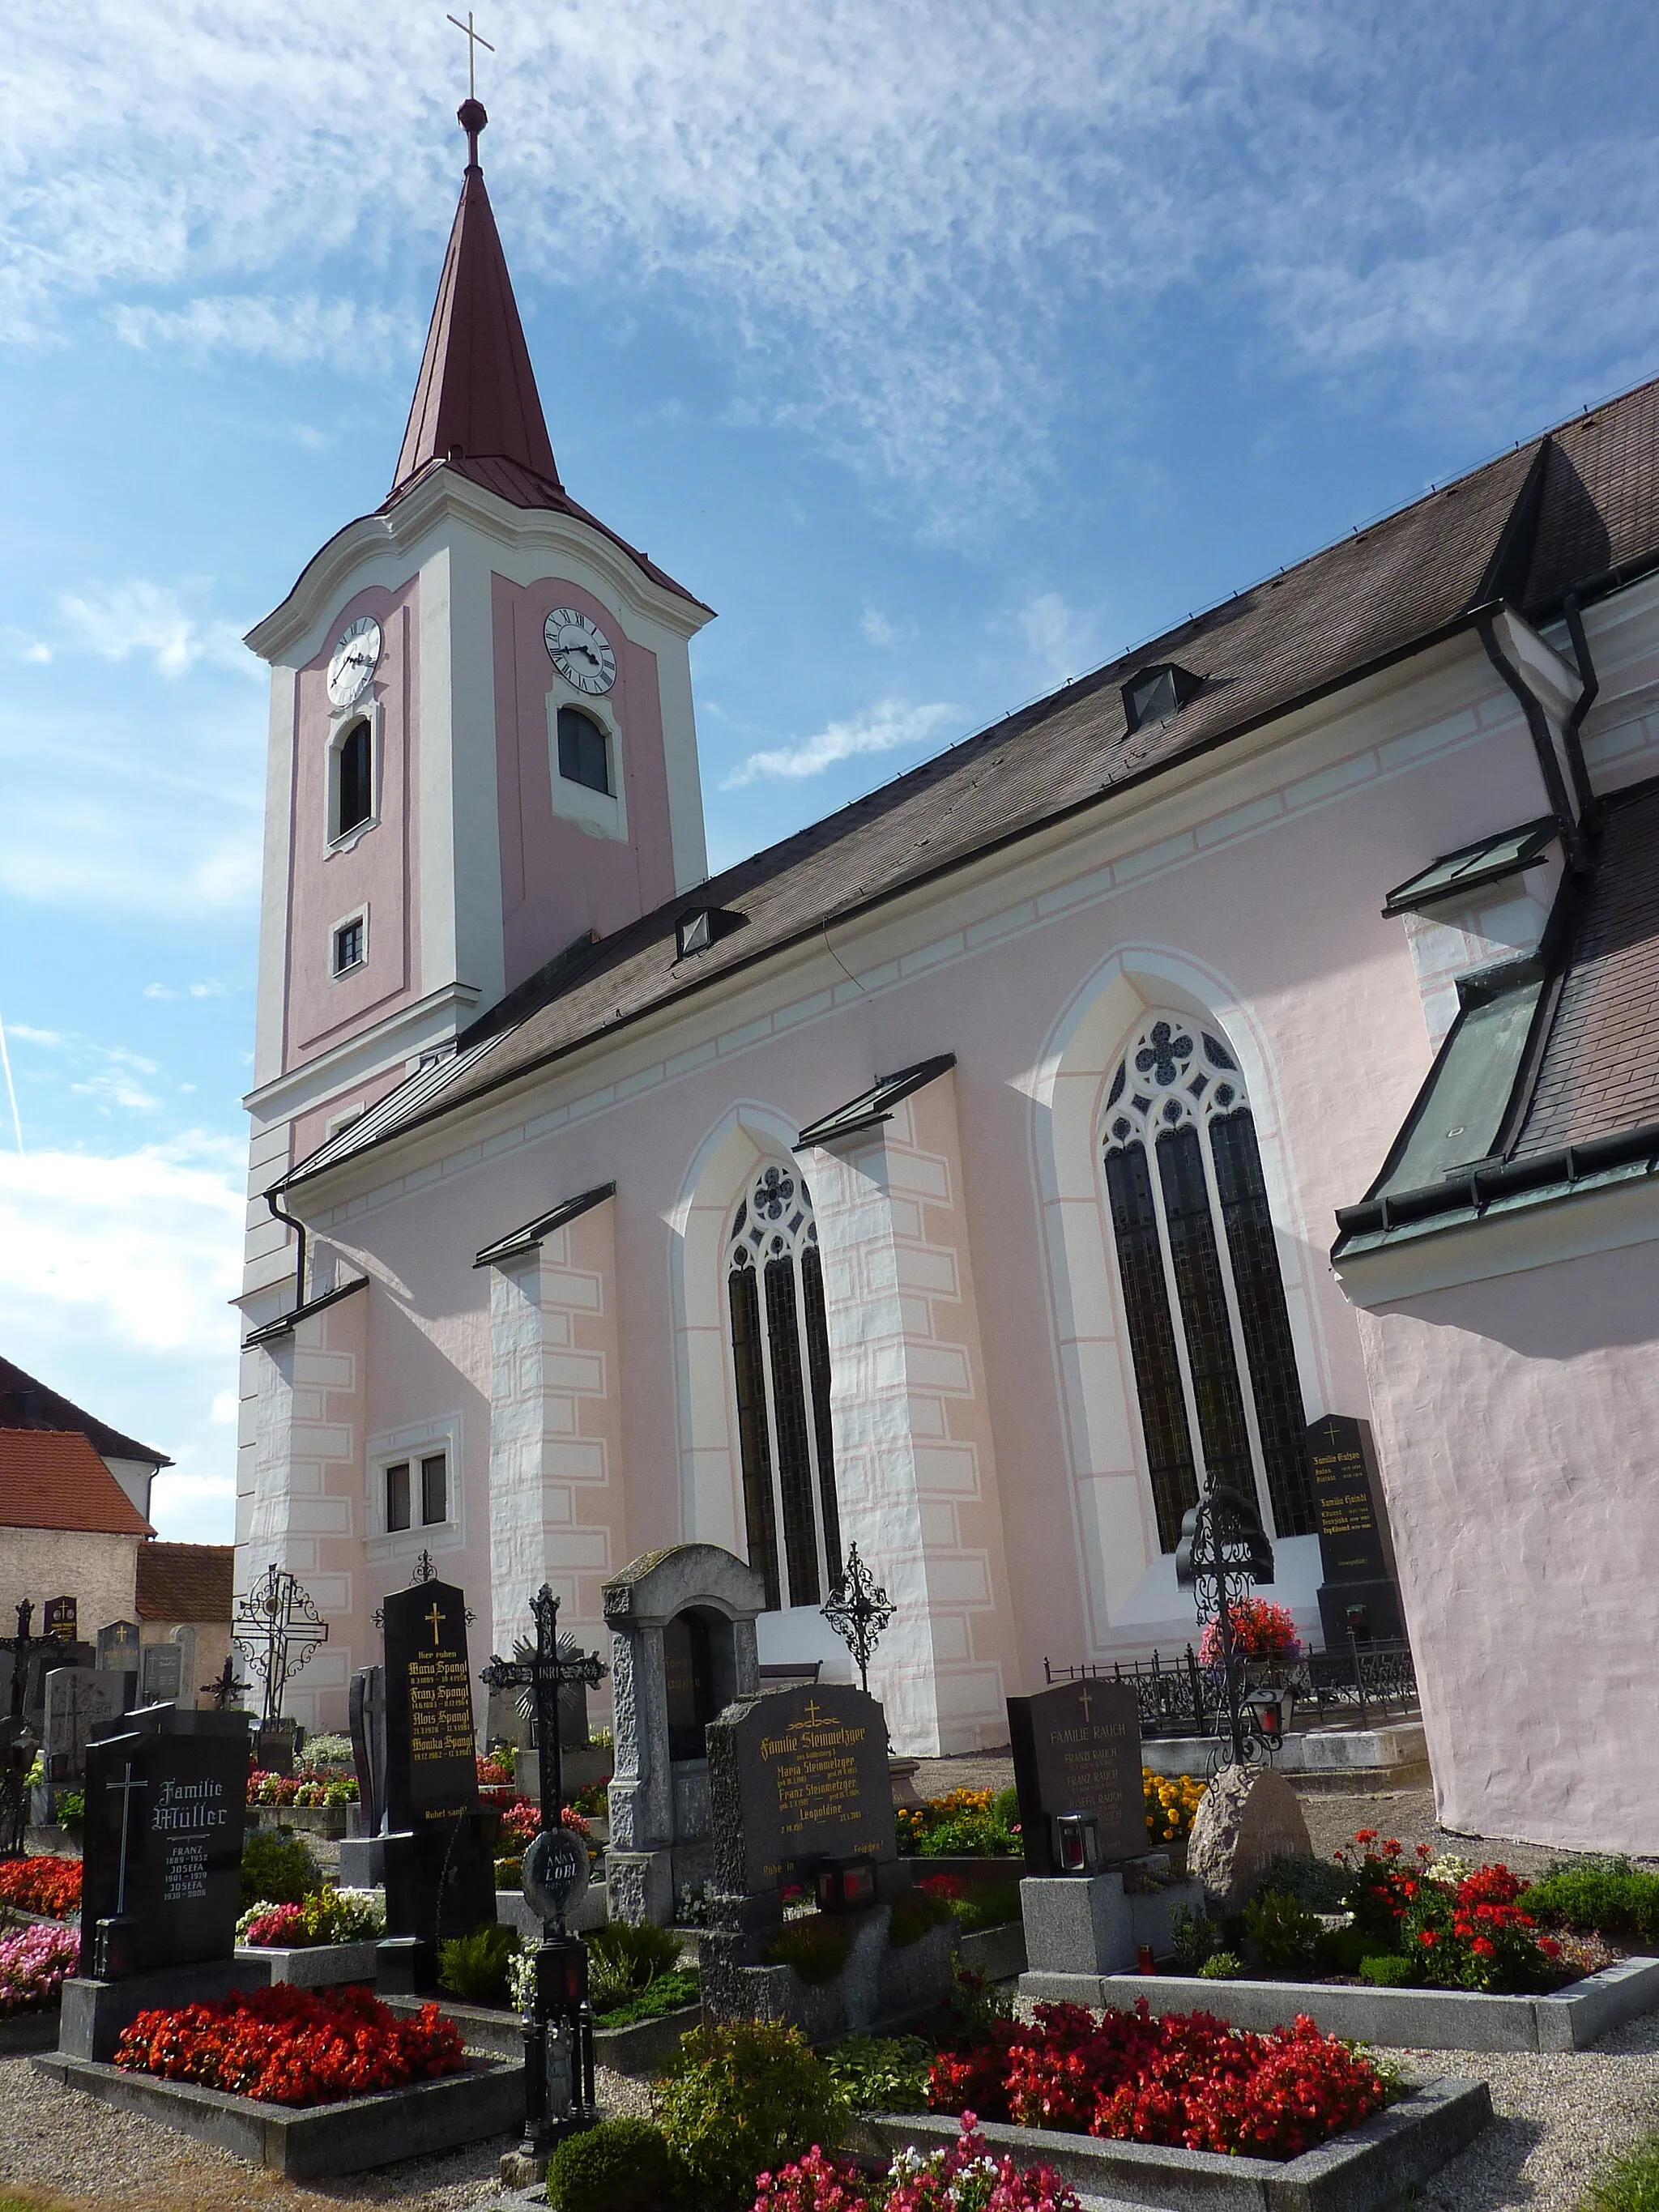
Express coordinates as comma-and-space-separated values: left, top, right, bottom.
727, 1162, 842, 1611
1102, 1013, 1316, 1553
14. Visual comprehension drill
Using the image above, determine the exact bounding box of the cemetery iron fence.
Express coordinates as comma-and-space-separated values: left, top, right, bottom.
1044, 1630, 1420, 1741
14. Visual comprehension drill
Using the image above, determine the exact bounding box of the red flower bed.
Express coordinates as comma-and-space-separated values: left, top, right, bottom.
0, 1856, 83, 1920
113, 1982, 464, 2108
928, 2000, 1388, 2162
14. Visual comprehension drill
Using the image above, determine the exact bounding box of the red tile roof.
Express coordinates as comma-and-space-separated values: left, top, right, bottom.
0, 1430, 154, 1535
135, 1542, 235, 1624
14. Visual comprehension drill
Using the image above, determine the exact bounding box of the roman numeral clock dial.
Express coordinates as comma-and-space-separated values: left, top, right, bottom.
544, 607, 616, 695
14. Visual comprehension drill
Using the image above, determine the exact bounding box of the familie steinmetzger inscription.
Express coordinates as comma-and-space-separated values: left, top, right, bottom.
1007, 1677, 1145, 1875
709, 1682, 895, 1896
382, 1579, 481, 1831
82, 1708, 249, 1975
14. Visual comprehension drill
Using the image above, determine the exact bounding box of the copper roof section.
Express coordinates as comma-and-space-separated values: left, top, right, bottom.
0, 1430, 155, 1536
136, 1541, 235, 1624
390, 104, 561, 499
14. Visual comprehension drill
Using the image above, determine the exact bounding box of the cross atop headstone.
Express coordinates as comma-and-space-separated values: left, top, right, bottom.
199, 1656, 246, 1711
233, 1564, 328, 1731
1, 1601, 59, 1722
820, 1543, 895, 1695
480, 1586, 606, 1834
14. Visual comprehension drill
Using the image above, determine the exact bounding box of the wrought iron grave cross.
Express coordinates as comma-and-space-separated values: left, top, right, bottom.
820, 1543, 894, 1694
0, 1601, 59, 1723
479, 1585, 606, 1835
233, 1564, 329, 1733
1175, 1483, 1275, 1771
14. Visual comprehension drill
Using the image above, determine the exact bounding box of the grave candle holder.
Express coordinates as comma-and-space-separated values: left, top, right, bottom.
816, 1856, 878, 1913
1053, 1809, 1101, 1874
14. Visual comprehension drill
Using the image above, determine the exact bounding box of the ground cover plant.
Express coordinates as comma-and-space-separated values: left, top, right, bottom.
112, 1982, 463, 2106
1525, 1860, 1659, 1944
754, 2112, 1083, 2212
654, 2019, 850, 2212
0, 1924, 79, 2013
586, 1918, 680, 2007
927, 1998, 1391, 2160
821, 2034, 935, 2114
896, 1787, 1021, 1859
915, 1873, 1022, 1933
437, 1922, 519, 2005
0, 1858, 80, 1920
237, 1886, 383, 1949
591, 1969, 700, 2028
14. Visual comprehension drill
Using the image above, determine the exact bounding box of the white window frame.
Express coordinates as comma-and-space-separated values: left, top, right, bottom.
330, 903, 369, 980
324, 698, 383, 852
546, 681, 629, 845
365, 1416, 463, 1557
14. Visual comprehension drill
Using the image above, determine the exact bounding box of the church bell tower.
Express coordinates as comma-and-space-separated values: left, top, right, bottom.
240, 95, 714, 1306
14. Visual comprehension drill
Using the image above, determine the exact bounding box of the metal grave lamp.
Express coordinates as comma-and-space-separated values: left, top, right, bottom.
1053, 1810, 1102, 1875
516, 1824, 598, 2154
816, 1856, 878, 1913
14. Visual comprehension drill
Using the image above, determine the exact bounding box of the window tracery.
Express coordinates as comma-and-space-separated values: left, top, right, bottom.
726, 1163, 842, 1610
1102, 1013, 1315, 1552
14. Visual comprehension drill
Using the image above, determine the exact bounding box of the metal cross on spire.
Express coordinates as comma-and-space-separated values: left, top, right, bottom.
446, 10, 494, 100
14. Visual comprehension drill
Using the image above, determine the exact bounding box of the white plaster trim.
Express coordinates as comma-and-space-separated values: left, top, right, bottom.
243, 980, 484, 1119
328, 901, 369, 979
253, 667, 299, 1089
1337, 1172, 1659, 1304
547, 686, 629, 844
364, 1413, 464, 1554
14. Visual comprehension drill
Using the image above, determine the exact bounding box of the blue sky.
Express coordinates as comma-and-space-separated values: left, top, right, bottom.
3, 0, 1658, 1545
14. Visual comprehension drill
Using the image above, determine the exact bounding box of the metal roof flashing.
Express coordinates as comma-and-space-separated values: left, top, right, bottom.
1381, 819, 1559, 918
794, 1055, 957, 1151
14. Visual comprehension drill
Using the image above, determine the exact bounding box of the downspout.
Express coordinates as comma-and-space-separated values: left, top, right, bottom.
1478, 613, 1589, 873
1559, 594, 1600, 822
266, 1186, 308, 1311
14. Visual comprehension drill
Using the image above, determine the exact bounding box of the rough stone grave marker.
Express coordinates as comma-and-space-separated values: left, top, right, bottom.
45, 1668, 126, 1787
378, 1579, 497, 1980
1007, 1677, 1145, 1876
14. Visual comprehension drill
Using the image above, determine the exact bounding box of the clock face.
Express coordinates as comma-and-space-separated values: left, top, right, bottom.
327, 615, 382, 708
544, 607, 616, 696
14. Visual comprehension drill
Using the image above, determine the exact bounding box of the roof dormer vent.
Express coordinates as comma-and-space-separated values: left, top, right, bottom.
676, 906, 748, 961
1122, 661, 1201, 735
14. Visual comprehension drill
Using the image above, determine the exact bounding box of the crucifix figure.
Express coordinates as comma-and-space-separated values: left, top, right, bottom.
0, 1601, 59, 1723
200, 1656, 246, 1711
446, 9, 494, 100
479, 1585, 606, 1841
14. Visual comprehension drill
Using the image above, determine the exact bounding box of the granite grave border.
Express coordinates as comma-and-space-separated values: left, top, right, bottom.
31, 2050, 522, 2177
1020, 1954, 1659, 2052
863, 2074, 1491, 2212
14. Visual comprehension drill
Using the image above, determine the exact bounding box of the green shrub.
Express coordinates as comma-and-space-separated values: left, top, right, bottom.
299, 1885, 383, 1943
914, 1810, 1019, 1858
239, 1826, 320, 1909
1580, 2129, 1659, 2212
822, 2034, 933, 2113
1243, 1890, 1321, 1971
301, 1732, 355, 1771
437, 1922, 520, 2005
495, 1856, 522, 1890
1359, 1953, 1418, 1988
1313, 1923, 1373, 1976
1198, 1950, 1245, 1980
655, 2019, 849, 2212
1252, 1852, 1349, 1912
546, 2116, 673, 2212
991, 1786, 1021, 1831
1525, 1865, 1659, 1942
888, 1888, 954, 1949
586, 1919, 681, 2009
1170, 1903, 1218, 1973
53, 1791, 85, 1831
949, 1878, 1021, 1933
764, 1912, 851, 1984
591, 1968, 700, 2029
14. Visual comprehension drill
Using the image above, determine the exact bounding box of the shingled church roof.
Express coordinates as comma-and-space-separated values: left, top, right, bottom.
284, 374, 1659, 1199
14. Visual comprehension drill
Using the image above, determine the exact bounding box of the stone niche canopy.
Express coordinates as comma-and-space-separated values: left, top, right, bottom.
603, 1544, 765, 1925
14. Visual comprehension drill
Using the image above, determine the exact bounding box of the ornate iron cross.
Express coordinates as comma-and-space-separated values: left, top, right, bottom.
479, 1585, 606, 1831
1175, 1483, 1275, 1769
820, 1543, 895, 1694
233, 1564, 329, 1732
0, 1601, 60, 1723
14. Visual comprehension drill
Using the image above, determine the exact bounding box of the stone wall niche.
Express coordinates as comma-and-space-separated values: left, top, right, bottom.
603, 1544, 763, 1924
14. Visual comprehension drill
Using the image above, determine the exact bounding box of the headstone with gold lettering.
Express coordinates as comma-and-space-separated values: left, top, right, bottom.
700, 1682, 956, 2037
1007, 1677, 1145, 1876
1307, 1413, 1404, 1647
377, 1579, 497, 1984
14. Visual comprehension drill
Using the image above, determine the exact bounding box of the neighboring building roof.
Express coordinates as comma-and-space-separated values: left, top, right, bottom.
135, 1542, 235, 1624
0, 1357, 170, 1469
0, 1430, 155, 1536
1335, 778, 1659, 1255
284, 377, 1659, 1198
382, 105, 707, 613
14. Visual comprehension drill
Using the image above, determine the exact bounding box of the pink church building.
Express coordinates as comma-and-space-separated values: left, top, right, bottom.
238, 101, 1659, 1855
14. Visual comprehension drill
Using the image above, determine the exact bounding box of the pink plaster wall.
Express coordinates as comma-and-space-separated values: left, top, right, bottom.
493, 574, 679, 993
284, 580, 422, 1074
1355, 1238, 1659, 1855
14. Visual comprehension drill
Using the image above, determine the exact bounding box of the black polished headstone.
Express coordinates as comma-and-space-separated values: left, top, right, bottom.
81, 1706, 249, 1979
348, 1664, 387, 1834
44, 1596, 78, 1644
382, 1579, 480, 1833
1007, 1677, 1145, 1876
1307, 1414, 1404, 1645
708, 1683, 894, 1899
96, 1621, 142, 1671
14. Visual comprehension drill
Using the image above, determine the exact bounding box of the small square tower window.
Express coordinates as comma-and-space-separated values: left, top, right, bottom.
557, 706, 610, 795
333, 917, 365, 974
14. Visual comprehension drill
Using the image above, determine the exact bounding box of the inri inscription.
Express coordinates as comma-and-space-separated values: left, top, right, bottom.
1007, 1677, 1145, 1875
709, 1682, 894, 1896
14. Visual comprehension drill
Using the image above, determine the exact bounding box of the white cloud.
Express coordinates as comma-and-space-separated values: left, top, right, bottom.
723, 699, 959, 786
112, 292, 410, 373
8, 1024, 63, 1047
1018, 591, 1104, 688
57, 580, 257, 682
860, 607, 898, 649
143, 980, 234, 1002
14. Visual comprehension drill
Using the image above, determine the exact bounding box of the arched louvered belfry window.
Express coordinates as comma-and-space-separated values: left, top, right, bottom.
1102, 1013, 1316, 1553
727, 1162, 842, 1611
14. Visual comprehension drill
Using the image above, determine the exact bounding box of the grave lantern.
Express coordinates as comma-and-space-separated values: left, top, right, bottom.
817, 1856, 878, 1913
1054, 1809, 1101, 1874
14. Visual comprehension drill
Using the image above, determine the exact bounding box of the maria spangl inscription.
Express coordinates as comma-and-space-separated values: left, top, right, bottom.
381, 1579, 481, 1831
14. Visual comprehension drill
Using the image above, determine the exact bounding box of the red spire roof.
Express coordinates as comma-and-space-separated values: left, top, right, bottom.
390, 102, 561, 499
